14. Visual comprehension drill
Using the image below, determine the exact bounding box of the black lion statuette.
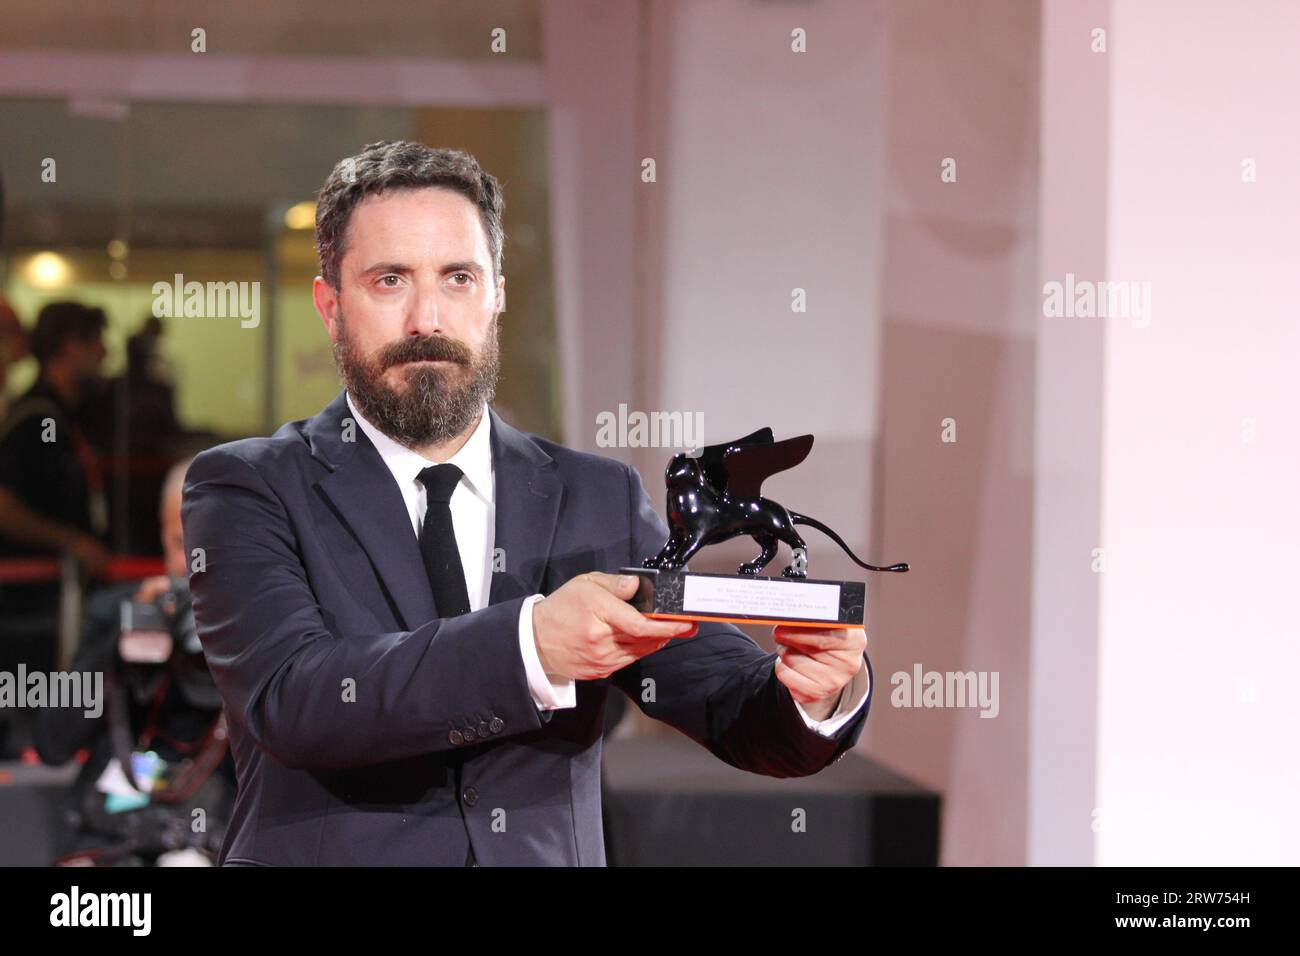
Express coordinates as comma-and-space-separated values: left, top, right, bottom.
642, 427, 910, 579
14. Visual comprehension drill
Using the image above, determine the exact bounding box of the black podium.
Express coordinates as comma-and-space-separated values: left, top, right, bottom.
602, 735, 940, 866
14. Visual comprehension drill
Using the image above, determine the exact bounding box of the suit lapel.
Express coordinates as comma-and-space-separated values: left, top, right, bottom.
308, 392, 434, 630
488, 406, 562, 605
304, 392, 562, 630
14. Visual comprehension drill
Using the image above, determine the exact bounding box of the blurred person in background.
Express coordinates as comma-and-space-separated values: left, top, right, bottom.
0, 301, 110, 756
35, 457, 235, 867
83, 314, 184, 554
0, 296, 28, 417
0, 167, 17, 416
0, 300, 111, 572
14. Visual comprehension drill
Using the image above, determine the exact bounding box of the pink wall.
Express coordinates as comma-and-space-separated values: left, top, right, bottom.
1030, 0, 1108, 866
541, 0, 1300, 865
1097, 0, 1300, 864
613, 0, 1041, 865
878, 0, 1039, 866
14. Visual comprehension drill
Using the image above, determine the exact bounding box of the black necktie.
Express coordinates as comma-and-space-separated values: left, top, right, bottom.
417, 463, 477, 866
416, 463, 471, 618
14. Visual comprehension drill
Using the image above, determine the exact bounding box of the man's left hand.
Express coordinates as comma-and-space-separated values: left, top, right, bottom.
772, 625, 867, 721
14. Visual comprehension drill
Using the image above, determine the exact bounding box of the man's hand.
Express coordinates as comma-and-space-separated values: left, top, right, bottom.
0, 488, 110, 574
772, 625, 867, 720
132, 575, 173, 604
532, 572, 698, 681
69, 533, 111, 576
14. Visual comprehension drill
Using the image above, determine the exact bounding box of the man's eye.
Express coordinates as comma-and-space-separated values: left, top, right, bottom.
379, 275, 402, 287
451, 272, 473, 285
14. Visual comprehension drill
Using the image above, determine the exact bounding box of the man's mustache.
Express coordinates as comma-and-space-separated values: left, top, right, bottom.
378, 335, 471, 370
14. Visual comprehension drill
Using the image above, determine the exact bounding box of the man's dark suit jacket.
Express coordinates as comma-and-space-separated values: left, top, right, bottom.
181, 390, 872, 865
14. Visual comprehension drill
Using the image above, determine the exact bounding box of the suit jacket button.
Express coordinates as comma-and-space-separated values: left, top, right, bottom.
449, 729, 464, 746
463, 726, 476, 742
489, 717, 504, 734
463, 786, 479, 807
477, 721, 490, 738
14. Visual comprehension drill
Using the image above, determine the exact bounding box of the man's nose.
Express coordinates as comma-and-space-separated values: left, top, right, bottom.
406, 287, 441, 336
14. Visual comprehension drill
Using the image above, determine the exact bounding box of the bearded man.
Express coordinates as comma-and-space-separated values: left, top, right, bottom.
181, 141, 874, 866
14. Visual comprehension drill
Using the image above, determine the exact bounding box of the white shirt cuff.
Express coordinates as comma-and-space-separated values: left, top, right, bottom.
793, 656, 870, 738
518, 593, 577, 711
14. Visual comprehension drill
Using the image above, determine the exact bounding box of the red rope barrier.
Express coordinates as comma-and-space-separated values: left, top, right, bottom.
0, 555, 166, 585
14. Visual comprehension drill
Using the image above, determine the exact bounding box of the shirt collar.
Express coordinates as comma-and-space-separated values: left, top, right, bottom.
344, 391, 493, 504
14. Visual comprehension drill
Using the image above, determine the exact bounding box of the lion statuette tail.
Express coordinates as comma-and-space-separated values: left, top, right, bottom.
788, 511, 909, 573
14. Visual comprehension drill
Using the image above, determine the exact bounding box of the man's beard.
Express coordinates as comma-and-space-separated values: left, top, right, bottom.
333, 312, 500, 449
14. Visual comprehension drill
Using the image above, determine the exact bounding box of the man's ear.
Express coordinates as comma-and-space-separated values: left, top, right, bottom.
313, 275, 340, 342
495, 272, 506, 316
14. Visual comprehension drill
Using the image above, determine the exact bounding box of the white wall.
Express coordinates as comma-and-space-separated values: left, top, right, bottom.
643, 0, 890, 586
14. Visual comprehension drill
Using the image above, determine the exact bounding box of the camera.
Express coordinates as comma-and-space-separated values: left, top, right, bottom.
118, 580, 221, 710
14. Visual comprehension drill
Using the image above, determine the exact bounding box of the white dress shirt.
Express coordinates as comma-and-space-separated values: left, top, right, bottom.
344, 392, 869, 736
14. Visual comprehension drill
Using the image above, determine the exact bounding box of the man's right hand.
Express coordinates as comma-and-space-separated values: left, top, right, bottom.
532, 572, 697, 681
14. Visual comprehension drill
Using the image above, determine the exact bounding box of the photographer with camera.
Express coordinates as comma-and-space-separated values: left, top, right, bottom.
33, 457, 236, 866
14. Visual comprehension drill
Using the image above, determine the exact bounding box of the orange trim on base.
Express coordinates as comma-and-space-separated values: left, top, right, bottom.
644, 611, 861, 629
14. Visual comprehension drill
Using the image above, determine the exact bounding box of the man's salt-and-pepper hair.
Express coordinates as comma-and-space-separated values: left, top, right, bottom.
314, 141, 506, 290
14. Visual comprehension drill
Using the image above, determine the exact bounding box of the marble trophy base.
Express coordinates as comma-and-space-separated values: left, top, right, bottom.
619, 567, 865, 628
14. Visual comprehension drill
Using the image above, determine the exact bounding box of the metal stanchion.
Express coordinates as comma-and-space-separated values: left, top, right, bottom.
57, 550, 82, 671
